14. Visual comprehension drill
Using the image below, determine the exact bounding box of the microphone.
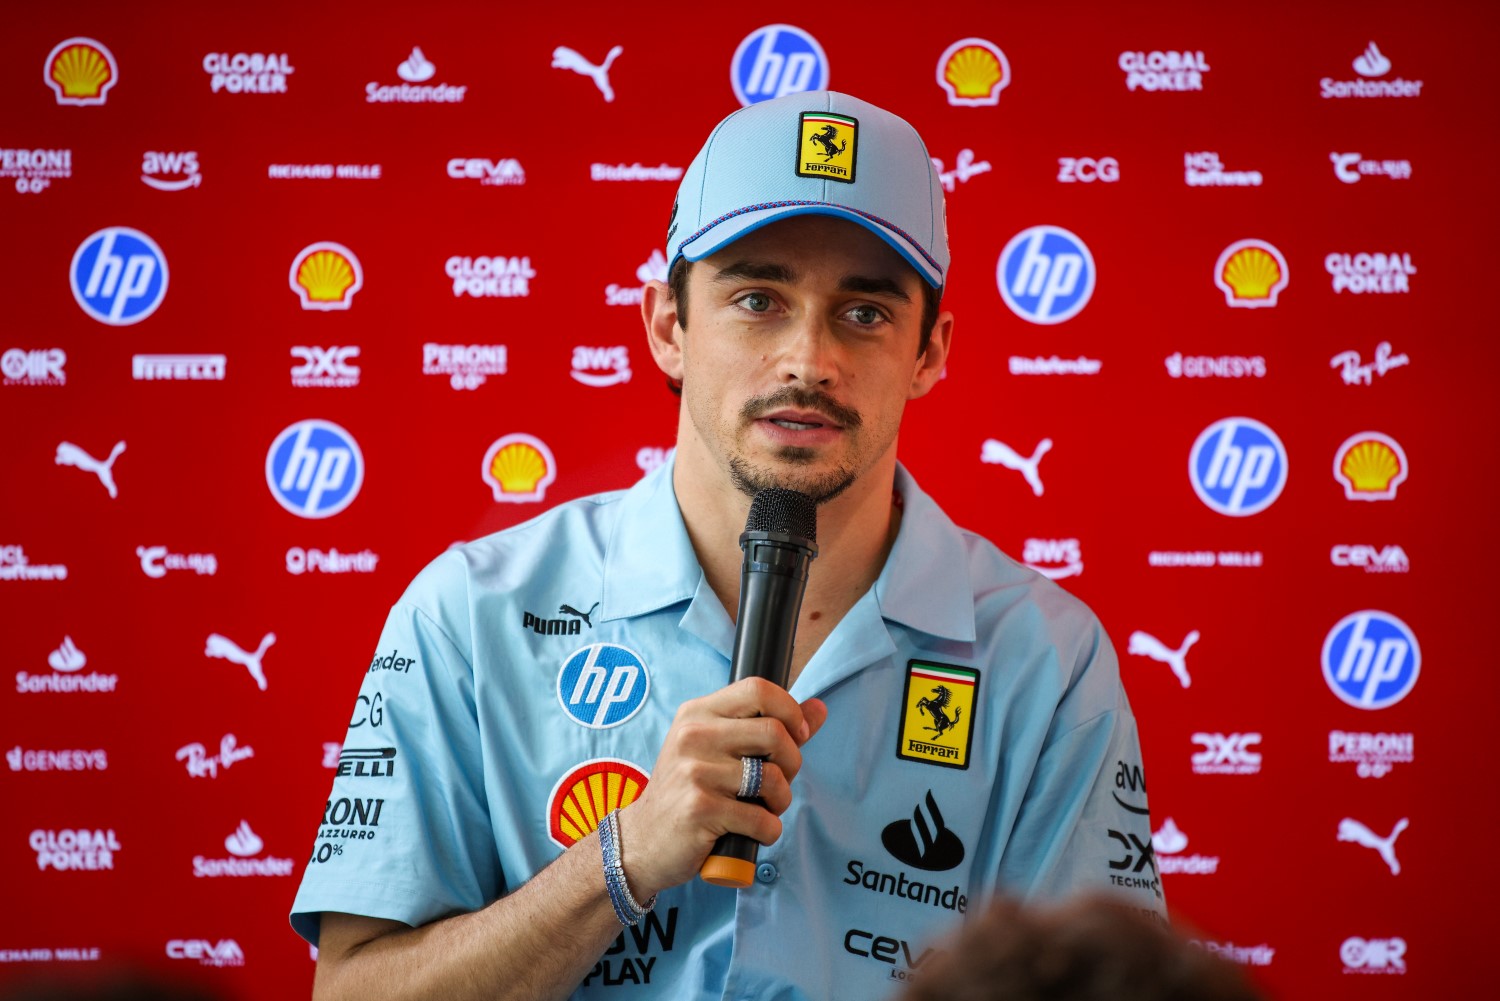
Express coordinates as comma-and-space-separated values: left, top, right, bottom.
700, 487, 819, 888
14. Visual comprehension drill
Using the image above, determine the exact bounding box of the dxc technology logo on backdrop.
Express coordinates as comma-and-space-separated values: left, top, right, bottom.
996, 226, 1095, 325
265, 419, 364, 518
70, 227, 168, 325
731, 25, 827, 106
1322, 611, 1420, 710
1188, 418, 1287, 516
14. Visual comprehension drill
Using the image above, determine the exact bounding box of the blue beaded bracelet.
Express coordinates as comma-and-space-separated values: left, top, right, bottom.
599, 809, 656, 926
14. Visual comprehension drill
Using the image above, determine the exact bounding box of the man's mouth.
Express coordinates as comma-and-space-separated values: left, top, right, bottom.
762, 409, 839, 432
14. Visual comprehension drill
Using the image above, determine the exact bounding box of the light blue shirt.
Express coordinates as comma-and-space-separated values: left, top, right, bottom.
291, 461, 1162, 998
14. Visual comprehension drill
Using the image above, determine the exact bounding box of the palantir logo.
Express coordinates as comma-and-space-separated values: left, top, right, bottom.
1322, 611, 1420, 710
556, 644, 649, 729
70, 228, 168, 325
731, 25, 828, 106
1188, 417, 1288, 516
996, 226, 1095, 325
265, 419, 364, 518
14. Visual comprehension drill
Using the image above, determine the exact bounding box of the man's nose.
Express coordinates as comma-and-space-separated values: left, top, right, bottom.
776, 313, 839, 387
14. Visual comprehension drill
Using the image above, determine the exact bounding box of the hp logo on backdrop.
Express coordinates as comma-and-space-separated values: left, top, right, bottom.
266, 419, 364, 518
996, 226, 1095, 324
557, 644, 650, 729
731, 25, 828, 106
70, 227, 168, 325
1322, 611, 1420, 710
1188, 417, 1288, 516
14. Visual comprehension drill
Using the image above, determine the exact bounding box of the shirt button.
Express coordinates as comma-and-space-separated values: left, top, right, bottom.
755, 862, 778, 884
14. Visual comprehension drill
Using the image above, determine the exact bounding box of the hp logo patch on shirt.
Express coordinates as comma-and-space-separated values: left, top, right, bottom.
557, 643, 650, 728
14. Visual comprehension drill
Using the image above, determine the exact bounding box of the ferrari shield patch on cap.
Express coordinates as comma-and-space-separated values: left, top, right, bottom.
796, 111, 858, 183
897, 661, 979, 769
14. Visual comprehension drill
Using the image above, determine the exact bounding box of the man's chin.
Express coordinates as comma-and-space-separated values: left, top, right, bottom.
727, 453, 856, 505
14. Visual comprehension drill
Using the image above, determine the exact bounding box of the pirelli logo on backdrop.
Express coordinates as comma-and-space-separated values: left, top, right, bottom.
897, 661, 979, 769
796, 112, 857, 183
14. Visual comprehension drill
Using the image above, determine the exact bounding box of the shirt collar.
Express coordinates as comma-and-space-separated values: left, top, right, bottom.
601, 456, 701, 622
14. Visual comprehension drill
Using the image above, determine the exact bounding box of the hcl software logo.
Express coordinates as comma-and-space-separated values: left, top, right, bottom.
731, 25, 828, 106
996, 226, 1095, 324
1188, 417, 1287, 516
70, 228, 168, 325
265, 419, 364, 518
1322, 611, 1420, 710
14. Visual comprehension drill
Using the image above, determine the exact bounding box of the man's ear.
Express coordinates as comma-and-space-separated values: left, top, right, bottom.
908, 308, 953, 400
642, 279, 684, 382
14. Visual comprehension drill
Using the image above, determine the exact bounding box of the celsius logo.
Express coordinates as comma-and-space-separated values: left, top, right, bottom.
290, 242, 363, 310
1331, 153, 1411, 184
45, 38, 118, 106
1334, 432, 1408, 501
549, 759, 649, 848
483, 433, 555, 503
266, 419, 364, 518
70, 228, 169, 325
1323, 611, 1420, 710
731, 25, 828, 106
881, 791, 965, 871
1215, 239, 1288, 308
557, 644, 649, 729
142, 152, 203, 191
936, 38, 1010, 107
1189, 417, 1288, 516
997, 226, 1094, 325
1342, 937, 1407, 974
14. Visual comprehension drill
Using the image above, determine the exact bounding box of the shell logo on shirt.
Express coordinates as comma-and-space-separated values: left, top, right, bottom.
897, 661, 979, 769
548, 758, 650, 849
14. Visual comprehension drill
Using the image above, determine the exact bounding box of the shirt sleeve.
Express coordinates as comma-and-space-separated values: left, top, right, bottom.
289, 565, 501, 945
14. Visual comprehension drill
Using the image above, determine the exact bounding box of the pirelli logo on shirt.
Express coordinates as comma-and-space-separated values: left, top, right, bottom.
897, 661, 979, 769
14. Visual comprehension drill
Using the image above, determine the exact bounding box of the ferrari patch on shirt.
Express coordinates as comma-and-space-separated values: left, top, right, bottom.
796, 111, 858, 183
897, 661, 979, 769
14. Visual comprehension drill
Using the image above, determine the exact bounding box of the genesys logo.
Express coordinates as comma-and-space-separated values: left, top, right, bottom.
3, 148, 71, 194
483, 433, 556, 503
193, 820, 294, 877
1119, 50, 1209, 91
1334, 432, 1408, 501
1327, 252, 1415, 294
1331, 341, 1409, 386
71, 227, 169, 325
447, 157, 525, 186
1184, 151, 1261, 187
1165, 353, 1265, 379
1215, 239, 1288, 309
2, 348, 65, 386
266, 419, 364, 518
136, 545, 218, 578
7, 746, 108, 772
1190, 732, 1261, 775
16, 636, 118, 694
176, 734, 254, 779
448, 256, 534, 298
141, 151, 201, 191
1021, 538, 1082, 580
731, 25, 828, 106
997, 226, 1095, 325
1331, 544, 1408, 573
1189, 417, 1288, 516
286, 546, 379, 575
424, 343, 506, 391
572, 346, 632, 387
605, 249, 668, 307
1331, 152, 1412, 183
368, 47, 467, 103
1322, 610, 1420, 710
0, 545, 68, 582
31, 828, 120, 871
1150, 817, 1220, 875
936, 38, 1009, 107
291, 345, 360, 388
167, 939, 243, 968
1329, 730, 1413, 778
1056, 156, 1117, 183
290, 243, 362, 311
45, 38, 117, 106
1322, 42, 1423, 99
1341, 936, 1407, 974
204, 52, 292, 93
557, 644, 650, 729
132, 354, 226, 381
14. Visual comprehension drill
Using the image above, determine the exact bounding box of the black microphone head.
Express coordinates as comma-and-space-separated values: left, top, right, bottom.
745, 487, 817, 543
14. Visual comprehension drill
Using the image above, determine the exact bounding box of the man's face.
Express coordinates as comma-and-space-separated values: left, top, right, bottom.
653, 214, 948, 504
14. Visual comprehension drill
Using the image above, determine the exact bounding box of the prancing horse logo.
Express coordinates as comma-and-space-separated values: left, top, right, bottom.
809, 125, 847, 162
916, 685, 962, 740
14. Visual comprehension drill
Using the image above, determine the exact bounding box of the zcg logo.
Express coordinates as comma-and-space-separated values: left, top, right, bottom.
1322, 611, 1420, 710
1189, 417, 1287, 516
70, 228, 168, 325
266, 419, 364, 518
557, 644, 649, 729
997, 226, 1094, 325
731, 25, 827, 106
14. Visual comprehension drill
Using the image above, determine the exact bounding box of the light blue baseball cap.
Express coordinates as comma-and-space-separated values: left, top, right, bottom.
666, 90, 948, 290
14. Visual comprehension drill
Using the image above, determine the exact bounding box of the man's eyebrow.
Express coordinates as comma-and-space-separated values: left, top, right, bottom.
838, 274, 913, 304
711, 261, 797, 284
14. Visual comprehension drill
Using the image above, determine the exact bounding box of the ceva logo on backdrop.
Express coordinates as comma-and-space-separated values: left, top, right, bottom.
70, 228, 168, 325
265, 420, 364, 518
996, 226, 1095, 325
1188, 418, 1288, 516
731, 25, 828, 106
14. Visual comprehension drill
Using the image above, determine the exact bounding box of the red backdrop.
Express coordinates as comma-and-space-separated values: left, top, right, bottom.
4, 1, 1498, 997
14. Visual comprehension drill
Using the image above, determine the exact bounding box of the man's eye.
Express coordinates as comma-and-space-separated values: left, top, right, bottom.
738, 293, 772, 312
849, 305, 884, 325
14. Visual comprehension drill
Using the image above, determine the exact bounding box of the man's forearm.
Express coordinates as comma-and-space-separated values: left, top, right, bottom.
313, 830, 626, 1001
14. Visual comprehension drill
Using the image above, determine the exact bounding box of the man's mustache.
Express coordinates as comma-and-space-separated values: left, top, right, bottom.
739, 387, 863, 429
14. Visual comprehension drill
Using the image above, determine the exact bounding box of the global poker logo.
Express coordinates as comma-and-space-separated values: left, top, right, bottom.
45, 38, 117, 106
1188, 418, 1288, 516
731, 25, 828, 106
556, 644, 650, 729
265, 419, 364, 518
1322, 611, 1420, 710
71, 228, 168, 325
997, 226, 1095, 325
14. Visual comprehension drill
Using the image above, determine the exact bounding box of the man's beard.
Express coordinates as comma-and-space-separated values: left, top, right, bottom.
727, 451, 856, 504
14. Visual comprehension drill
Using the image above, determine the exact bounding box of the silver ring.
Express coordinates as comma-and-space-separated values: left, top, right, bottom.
738, 756, 764, 799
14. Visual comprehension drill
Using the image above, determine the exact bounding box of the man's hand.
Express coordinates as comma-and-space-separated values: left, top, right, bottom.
616, 677, 828, 898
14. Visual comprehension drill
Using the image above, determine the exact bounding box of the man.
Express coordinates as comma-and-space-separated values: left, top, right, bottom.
292, 91, 1161, 1001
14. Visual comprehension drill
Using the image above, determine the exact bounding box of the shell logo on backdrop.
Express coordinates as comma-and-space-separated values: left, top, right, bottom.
1334, 432, 1408, 501
482, 434, 556, 503
289, 243, 363, 311
936, 39, 1010, 107
45, 38, 117, 106
1215, 239, 1288, 308
548, 759, 649, 849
